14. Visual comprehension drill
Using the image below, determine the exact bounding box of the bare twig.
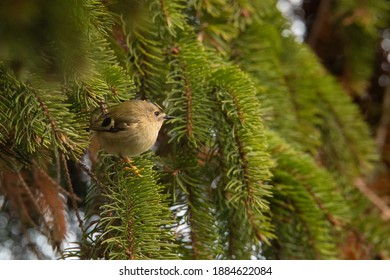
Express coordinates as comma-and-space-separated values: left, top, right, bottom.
355, 178, 390, 221
78, 160, 106, 190
61, 154, 85, 233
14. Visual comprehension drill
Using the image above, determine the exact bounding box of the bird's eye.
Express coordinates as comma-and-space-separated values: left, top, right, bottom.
101, 116, 112, 127
154, 111, 160, 117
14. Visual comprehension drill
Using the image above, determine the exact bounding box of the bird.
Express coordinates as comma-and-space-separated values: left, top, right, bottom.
89, 99, 172, 174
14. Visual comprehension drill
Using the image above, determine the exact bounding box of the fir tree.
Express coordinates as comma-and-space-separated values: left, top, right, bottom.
0, 0, 389, 259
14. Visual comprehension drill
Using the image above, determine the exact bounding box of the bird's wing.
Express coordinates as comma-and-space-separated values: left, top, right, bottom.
89, 109, 140, 133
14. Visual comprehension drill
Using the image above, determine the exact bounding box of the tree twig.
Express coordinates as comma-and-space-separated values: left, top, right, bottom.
61, 154, 85, 234
307, 0, 332, 48
355, 178, 390, 221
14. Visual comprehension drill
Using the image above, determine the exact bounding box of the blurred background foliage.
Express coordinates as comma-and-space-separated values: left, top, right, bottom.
0, 0, 390, 259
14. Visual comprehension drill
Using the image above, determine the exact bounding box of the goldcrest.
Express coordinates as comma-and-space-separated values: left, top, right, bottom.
89, 100, 172, 159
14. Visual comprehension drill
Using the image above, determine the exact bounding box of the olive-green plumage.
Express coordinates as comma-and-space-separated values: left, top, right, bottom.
90, 100, 171, 157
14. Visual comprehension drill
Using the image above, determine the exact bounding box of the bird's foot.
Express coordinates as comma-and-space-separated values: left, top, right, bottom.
122, 157, 143, 177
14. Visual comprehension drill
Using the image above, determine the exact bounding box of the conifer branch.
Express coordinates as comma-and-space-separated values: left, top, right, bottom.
0, 0, 387, 260
183, 65, 194, 139
187, 186, 199, 259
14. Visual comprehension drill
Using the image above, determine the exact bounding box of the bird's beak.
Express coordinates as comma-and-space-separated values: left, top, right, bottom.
164, 115, 175, 120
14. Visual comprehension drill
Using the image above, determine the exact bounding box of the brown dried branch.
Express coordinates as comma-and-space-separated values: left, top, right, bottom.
33, 167, 68, 246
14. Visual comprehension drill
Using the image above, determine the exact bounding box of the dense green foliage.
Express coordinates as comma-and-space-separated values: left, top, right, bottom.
0, 0, 389, 259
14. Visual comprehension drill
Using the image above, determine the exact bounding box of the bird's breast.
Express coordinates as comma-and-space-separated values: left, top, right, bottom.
95, 126, 159, 157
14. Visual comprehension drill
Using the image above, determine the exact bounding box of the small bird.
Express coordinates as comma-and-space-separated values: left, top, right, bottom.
89, 100, 172, 173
